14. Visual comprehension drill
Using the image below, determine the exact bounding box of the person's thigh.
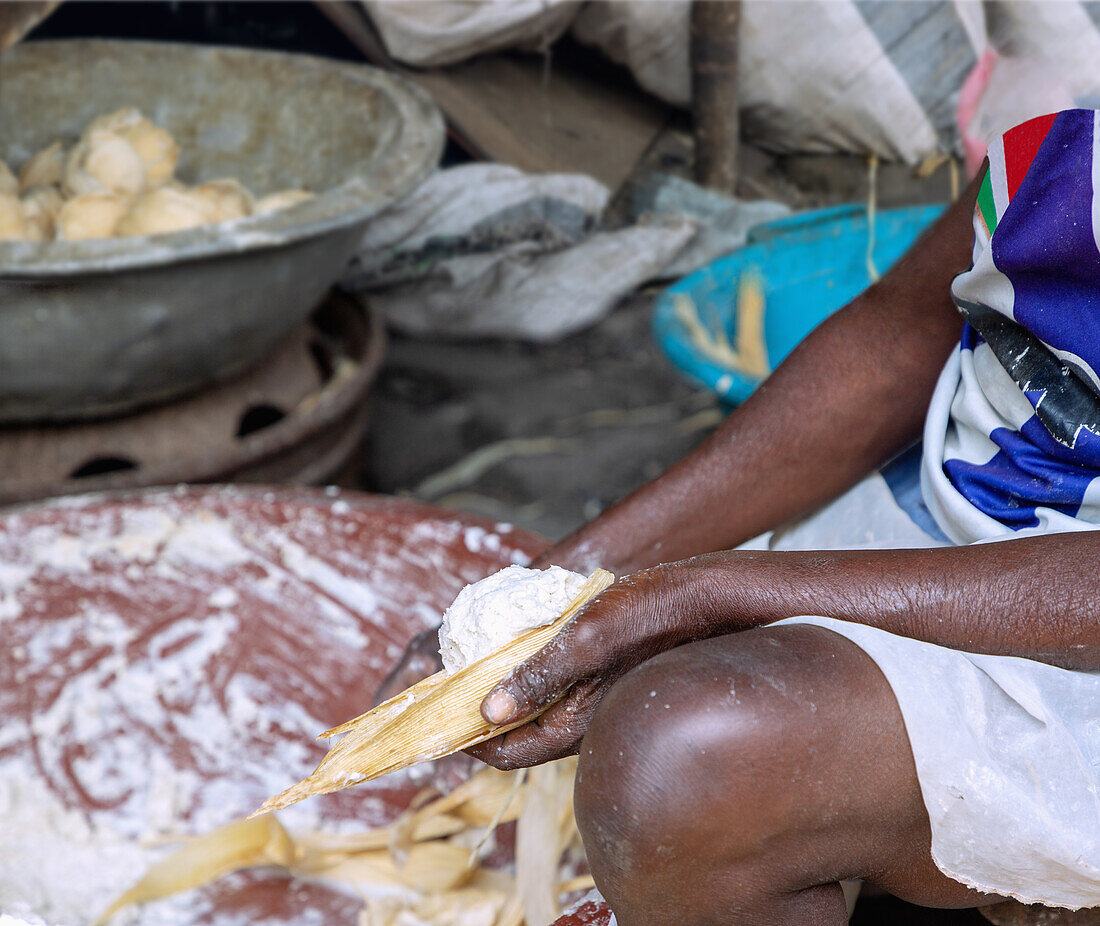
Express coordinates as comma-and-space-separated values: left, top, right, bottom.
573, 624, 998, 925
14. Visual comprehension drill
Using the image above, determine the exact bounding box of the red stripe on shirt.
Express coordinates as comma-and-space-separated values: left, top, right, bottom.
1002, 112, 1057, 202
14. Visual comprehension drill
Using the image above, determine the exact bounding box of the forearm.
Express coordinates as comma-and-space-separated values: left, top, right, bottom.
547, 178, 980, 575
659, 534, 1100, 670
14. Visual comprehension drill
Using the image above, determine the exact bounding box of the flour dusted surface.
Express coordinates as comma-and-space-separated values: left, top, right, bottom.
438, 565, 587, 674
0, 487, 542, 925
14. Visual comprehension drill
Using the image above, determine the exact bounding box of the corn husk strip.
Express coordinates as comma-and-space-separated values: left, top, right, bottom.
96, 759, 582, 926
388, 785, 445, 866
255, 569, 614, 815
673, 273, 770, 380
467, 866, 517, 895
467, 767, 527, 869
430, 766, 525, 827
293, 767, 523, 862
296, 811, 467, 856
320, 840, 476, 893
516, 760, 576, 926
320, 668, 448, 740
363, 889, 508, 926
558, 874, 597, 895
497, 892, 526, 926
92, 815, 294, 926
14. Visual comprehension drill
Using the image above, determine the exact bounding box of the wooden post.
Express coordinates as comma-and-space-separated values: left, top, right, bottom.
691, 0, 741, 195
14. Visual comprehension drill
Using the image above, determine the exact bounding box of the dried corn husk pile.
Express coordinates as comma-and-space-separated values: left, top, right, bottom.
94, 759, 591, 926
94, 568, 614, 925
256, 569, 615, 816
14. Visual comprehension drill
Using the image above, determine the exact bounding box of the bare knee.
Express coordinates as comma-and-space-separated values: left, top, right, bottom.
574, 631, 823, 911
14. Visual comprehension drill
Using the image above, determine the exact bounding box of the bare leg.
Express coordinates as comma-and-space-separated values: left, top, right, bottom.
573, 625, 999, 925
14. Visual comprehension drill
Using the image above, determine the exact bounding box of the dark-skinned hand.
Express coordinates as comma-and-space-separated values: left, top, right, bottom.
465, 562, 737, 770
370, 547, 602, 707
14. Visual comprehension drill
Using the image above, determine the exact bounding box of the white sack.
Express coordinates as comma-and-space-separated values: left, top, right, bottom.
346, 164, 696, 341
572, 0, 986, 164
355, 163, 609, 255
961, 2, 1100, 162
363, 0, 579, 67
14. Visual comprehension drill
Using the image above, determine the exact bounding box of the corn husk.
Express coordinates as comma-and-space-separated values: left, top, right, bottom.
255, 569, 614, 815
673, 270, 770, 380
516, 760, 576, 926
96, 761, 588, 926
91, 815, 294, 926
95, 566, 609, 926
362, 889, 508, 926
321, 840, 477, 893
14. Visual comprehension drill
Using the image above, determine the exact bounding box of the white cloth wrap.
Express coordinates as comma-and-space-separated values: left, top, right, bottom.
747, 474, 1100, 908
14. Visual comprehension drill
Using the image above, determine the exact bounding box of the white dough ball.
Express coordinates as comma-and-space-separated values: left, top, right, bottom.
252, 189, 314, 215
437, 565, 588, 675
22, 186, 63, 219
115, 187, 218, 237
63, 130, 146, 198
122, 121, 179, 189
56, 193, 131, 240
19, 141, 65, 191
193, 178, 253, 222
85, 109, 180, 189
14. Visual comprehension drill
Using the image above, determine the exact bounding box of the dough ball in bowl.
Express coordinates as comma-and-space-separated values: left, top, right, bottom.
18, 141, 65, 191
0, 160, 17, 196
56, 192, 131, 240
194, 178, 253, 222
86, 108, 179, 189
125, 123, 178, 189
0, 193, 29, 240
63, 129, 146, 197
116, 186, 218, 237
253, 189, 314, 215
20, 186, 63, 240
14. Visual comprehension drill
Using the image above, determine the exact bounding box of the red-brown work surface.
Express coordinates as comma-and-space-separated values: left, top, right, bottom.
0, 486, 544, 924
554, 892, 615, 926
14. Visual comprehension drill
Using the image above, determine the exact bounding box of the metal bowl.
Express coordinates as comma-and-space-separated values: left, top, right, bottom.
0, 40, 443, 422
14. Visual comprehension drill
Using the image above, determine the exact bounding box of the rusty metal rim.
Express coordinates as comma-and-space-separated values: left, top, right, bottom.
0, 292, 386, 504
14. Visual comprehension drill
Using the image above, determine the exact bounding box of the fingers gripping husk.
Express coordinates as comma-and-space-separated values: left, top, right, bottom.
254, 569, 614, 815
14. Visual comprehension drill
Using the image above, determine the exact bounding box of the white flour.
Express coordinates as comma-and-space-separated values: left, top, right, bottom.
437, 565, 587, 674
0, 489, 537, 925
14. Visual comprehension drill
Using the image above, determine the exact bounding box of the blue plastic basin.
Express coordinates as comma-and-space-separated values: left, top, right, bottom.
653, 203, 946, 404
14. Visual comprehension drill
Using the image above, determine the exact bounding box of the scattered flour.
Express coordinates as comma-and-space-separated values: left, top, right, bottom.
161, 513, 254, 571
437, 565, 587, 674
0, 489, 543, 925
